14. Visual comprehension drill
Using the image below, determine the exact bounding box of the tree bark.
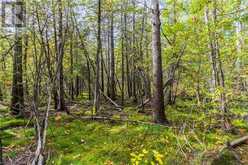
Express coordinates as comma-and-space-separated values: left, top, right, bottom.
109, 12, 116, 100
121, 3, 125, 106
56, 0, 66, 112
70, 29, 74, 101
11, 1, 24, 116
94, 0, 101, 113
151, 0, 168, 124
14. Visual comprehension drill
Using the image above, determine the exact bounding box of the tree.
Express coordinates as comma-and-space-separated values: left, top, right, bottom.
205, 1, 230, 129
94, 0, 102, 113
56, 0, 66, 112
11, 0, 24, 116
151, 0, 169, 124
109, 10, 116, 100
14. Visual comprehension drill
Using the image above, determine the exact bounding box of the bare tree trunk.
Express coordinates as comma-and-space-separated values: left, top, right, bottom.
52, 1, 58, 110
11, 1, 24, 116
205, 7, 219, 93
109, 12, 116, 100
0, 85, 3, 101
151, 0, 168, 124
94, 0, 101, 113
23, 34, 29, 97
131, 0, 137, 101
70, 29, 74, 101
101, 48, 104, 93
121, 3, 125, 106
205, 1, 230, 129
235, 0, 243, 92
87, 61, 91, 100
56, 0, 66, 112
31, 85, 52, 165
107, 21, 111, 97
125, 15, 131, 98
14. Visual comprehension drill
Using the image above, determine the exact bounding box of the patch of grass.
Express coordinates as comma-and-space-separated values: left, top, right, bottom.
2, 127, 34, 158
0, 117, 27, 130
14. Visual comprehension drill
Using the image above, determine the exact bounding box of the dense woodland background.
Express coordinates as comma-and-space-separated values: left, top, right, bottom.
1, 0, 248, 164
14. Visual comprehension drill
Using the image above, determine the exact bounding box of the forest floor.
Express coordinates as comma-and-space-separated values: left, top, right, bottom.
1, 98, 248, 165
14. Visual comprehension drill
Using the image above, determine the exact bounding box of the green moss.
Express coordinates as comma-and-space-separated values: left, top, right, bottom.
2, 128, 34, 158
211, 150, 240, 165
0, 118, 27, 130
2, 99, 247, 164
232, 119, 248, 129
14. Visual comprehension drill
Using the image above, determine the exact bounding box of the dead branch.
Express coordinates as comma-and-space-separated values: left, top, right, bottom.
227, 135, 248, 148
137, 99, 150, 108
100, 90, 122, 111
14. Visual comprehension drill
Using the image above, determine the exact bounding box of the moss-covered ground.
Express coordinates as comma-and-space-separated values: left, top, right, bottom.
1, 99, 248, 164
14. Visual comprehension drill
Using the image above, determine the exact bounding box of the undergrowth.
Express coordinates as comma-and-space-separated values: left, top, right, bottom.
1, 99, 248, 164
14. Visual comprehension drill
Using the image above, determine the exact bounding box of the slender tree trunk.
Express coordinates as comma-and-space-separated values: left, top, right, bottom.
101, 48, 104, 93
87, 61, 91, 100
121, 3, 125, 106
56, 0, 66, 112
11, 1, 24, 116
23, 34, 29, 97
131, 0, 136, 100
107, 22, 111, 97
94, 0, 101, 113
52, 1, 58, 110
151, 0, 168, 124
69, 30, 74, 101
124, 5, 131, 98
235, 0, 243, 91
205, 1, 230, 129
0, 84, 2, 101
213, 0, 229, 129
205, 7, 219, 93
109, 12, 116, 100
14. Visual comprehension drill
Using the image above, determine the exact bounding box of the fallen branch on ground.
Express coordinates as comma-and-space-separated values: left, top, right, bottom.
137, 99, 151, 109
100, 90, 122, 111
227, 135, 248, 148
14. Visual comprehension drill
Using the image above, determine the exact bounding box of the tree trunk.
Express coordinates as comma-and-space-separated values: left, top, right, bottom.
87, 61, 91, 100
56, 0, 66, 112
151, 0, 168, 124
121, 3, 125, 106
235, 0, 243, 92
109, 12, 116, 100
94, 0, 101, 113
70, 29, 74, 101
124, 7, 131, 98
23, 34, 29, 97
205, 1, 230, 129
11, 1, 24, 116
52, 0, 58, 110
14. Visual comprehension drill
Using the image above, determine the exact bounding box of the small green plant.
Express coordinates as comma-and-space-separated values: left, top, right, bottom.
130, 149, 165, 165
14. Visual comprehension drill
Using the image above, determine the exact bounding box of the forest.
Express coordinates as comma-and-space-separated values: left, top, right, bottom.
1, 0, 248, 164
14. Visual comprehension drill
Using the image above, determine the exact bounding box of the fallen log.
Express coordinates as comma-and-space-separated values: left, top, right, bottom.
227, 135, 248, 148
100, 90, 122, 111
137, 99, 150, 109
211, 136, 248, 165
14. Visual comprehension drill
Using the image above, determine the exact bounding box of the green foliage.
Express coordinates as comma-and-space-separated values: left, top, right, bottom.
232, 119, 248, 129
212, 149, 240, 165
